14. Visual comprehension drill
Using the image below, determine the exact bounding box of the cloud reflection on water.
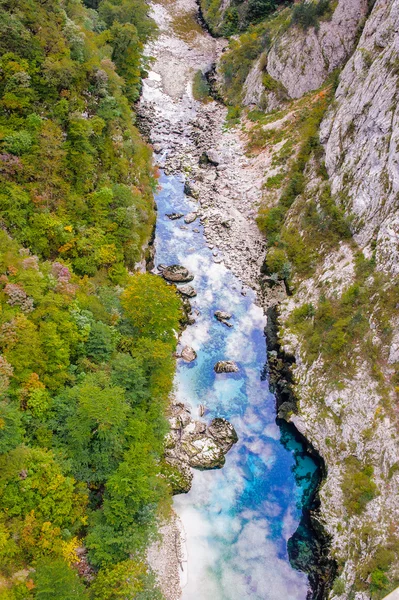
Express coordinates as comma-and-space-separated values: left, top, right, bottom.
155, 173, 310, 600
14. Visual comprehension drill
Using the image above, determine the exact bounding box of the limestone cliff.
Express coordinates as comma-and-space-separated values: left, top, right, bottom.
238, 0, 368, 108
257, 0, 399, 597
210, 0, 399, 596
321, 0, 399, 275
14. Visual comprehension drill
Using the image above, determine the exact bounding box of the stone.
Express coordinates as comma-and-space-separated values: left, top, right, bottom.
187, 438, 225, 469
184, 181, 199, 198
221, 219, 232, 229
214, 360, 239, 373
208, 418, 238, 452
181, 346, 197, 362
178, 285, 197, 297
206, 149, 221, 166
162, 265, 194, 283
166, 213, 184, 220
214, 310, 232, 327
163, 458, 193, 494
184, 212, 198, 224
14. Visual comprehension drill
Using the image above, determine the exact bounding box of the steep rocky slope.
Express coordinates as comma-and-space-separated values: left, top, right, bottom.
254, 0, 399, 597
200, 0, 399, 597
321, 0, 399, 275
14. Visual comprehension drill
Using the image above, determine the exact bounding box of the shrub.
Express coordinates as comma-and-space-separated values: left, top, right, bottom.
291, 0, 331, 30
332, 577, 345, 595
192, 70, 210, 102
342, 458, 378, 515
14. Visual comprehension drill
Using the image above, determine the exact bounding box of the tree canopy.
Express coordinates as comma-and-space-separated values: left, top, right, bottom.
0, 0, 176, 597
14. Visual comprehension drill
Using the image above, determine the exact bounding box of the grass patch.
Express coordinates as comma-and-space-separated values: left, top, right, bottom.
264, 173, 285, 189
171, 11, 203, 42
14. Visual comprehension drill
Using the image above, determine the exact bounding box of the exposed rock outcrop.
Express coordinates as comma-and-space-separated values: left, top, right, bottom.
321, 0, 399, 274
164, 403, 238, 477
267, 0, 368, 100
242, 0, 368, 110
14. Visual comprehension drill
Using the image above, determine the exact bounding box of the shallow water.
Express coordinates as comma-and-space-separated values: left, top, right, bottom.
154, 171, 317, 600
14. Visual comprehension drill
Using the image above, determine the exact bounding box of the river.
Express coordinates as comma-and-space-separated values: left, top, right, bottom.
139, 0, 321, 596
151, 171, 319, 599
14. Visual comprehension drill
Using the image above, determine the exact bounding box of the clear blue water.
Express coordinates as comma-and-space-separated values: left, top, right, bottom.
154, 171, 317, 600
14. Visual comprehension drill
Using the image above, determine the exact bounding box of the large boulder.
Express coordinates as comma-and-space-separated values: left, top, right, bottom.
208, 418, 238, 452
162, 265, 194, 283
180, 346, 197, 362
187, 437, 226, 469
164, 403, 238, 485
184, 212, 198, 224
178, 285, 197, 298
214, 360, 239, 373
214, 310, 232, 327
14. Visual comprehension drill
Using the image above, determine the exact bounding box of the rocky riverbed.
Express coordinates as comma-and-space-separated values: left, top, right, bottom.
138, 0, 270, 293
139, 0, 321, 598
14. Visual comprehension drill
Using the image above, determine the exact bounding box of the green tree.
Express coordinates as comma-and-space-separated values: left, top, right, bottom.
0, 446, 87, 570
121, 274, 181, 344
34, 558, 88, 600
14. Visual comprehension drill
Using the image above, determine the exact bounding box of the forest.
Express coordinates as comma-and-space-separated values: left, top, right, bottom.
0, 0, 181, 597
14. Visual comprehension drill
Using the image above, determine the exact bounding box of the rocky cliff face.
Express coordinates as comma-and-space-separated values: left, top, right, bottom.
241, 0, 368, 108
267, 0, 368, 98
321, 0, 399, 275
263, 0, 399, 596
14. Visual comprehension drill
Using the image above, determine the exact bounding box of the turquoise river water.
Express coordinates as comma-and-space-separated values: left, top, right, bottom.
154, 171, 318, 600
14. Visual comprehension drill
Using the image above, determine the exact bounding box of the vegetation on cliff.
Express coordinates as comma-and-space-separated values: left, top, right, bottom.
0, 0, 180, 597
199, 0, 399, 590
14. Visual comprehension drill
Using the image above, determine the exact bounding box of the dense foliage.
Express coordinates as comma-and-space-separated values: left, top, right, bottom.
200, 0, 289, 35
0, 0, 180, 598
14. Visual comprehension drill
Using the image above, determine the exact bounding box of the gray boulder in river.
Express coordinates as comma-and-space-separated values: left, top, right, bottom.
162, 265, 194, 283
214, 310, 232, 327
180, 346, 197, 362
178, 284, 197, 297
214, 360, 239, 373
164, 403, 238, 482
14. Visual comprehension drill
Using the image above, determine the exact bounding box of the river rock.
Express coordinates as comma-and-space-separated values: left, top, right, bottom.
184, 181, 199, 199
178, 285, 197, 297
184, 212, 198, 224
214, 360, 239, 373
164, 402, 238, 483
162, 458, 193, 494
166, 213, 184, 220
214, 310, 232, 327
208, 418, 238, 452
206, 149, 221, 166
162, 265, 194, 283
181, 346, 197, 362
187, 437, 226, 469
